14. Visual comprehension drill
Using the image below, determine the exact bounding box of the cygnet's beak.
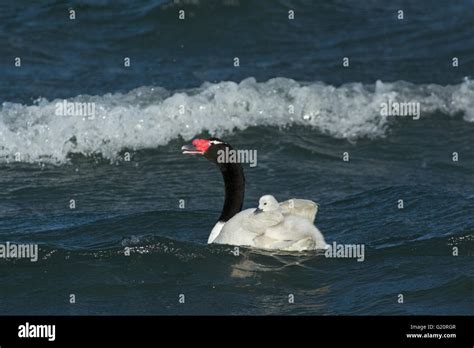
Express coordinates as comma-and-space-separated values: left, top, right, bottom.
254, 207, 263, 215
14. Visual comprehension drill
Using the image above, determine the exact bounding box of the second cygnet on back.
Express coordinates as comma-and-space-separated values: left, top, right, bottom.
250, 194, 328, 251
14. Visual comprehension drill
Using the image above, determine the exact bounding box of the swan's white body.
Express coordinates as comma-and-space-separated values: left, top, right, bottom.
209, 195, 327, 251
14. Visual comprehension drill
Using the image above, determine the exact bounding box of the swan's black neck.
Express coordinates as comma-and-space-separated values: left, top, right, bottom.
215, 161, 245, 222
205, 144, 245, 222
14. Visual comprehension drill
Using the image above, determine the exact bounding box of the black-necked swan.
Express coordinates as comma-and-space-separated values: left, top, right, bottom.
181, 138, 327, 251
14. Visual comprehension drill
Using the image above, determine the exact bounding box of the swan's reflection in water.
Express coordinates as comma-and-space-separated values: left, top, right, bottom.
227, 248, 332, 314
229, 247, 324, 277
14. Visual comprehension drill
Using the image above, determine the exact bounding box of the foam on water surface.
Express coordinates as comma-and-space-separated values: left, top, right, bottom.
1, 77, 473, 164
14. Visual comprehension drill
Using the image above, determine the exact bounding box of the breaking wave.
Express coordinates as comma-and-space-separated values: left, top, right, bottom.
1, 77, 473, 164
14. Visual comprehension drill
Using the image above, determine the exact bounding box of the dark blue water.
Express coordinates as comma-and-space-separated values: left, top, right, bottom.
0, 0, 473, 315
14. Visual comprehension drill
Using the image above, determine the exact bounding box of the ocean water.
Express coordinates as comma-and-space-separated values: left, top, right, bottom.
0, 0, 473, 315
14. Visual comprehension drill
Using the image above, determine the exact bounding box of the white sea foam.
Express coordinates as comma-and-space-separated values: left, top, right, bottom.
0, 77, 472, 164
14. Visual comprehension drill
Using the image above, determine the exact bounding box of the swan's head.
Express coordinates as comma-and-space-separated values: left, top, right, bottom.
256, 195, 280, 212
181, 138, 231, 162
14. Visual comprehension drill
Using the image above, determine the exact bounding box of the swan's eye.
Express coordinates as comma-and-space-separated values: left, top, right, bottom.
264, 202, 267, 205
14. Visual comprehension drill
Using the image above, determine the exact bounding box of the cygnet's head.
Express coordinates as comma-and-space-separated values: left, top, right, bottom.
258, 195, 280, 212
